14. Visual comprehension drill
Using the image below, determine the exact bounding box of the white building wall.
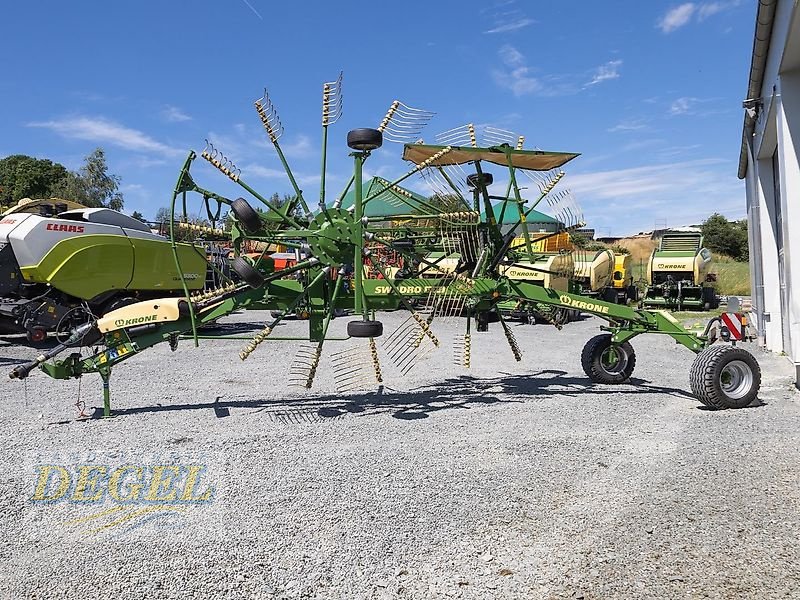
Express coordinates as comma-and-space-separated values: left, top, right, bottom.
778, 71, 800, 371
744, 0, 800, 385
747, 154, 783, 351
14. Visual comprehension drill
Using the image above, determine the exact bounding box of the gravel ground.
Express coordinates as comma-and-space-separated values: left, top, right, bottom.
1, 310, 799, 599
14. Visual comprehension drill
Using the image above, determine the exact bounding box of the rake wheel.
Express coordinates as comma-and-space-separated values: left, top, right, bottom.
347, 320, 384, 338
347, 128, 383, 151
581, 334, 636, 384
231, 256, 265, 289
231, 197, 262, 234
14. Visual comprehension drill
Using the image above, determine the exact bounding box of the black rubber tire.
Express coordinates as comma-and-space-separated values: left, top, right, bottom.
231, 197, 262, 234
581, 334, 636, 384
347, 320, 383, 338
689, 345, 761, 409
231, 256, 265, 288
601, 287, 618, 304
347, 128, 383, 151
466, 173, 494, 188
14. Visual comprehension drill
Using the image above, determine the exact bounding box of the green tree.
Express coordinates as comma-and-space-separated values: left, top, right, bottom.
570, 232, 590, 249
17, 148, 126, 211
77, 148, 124, 210
130, 210, 147, 222
0, 155, 69, 204
701, 213, 749, 261
155, 207, 172, 224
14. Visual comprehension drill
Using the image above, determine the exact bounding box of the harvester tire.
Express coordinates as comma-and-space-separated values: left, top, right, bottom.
231, 197, 262, 233
689, 345, 760, 409
347, 128, 383, 151
581, 334, 636, 384
347, 320, 383, 338
231, 256, 265, 288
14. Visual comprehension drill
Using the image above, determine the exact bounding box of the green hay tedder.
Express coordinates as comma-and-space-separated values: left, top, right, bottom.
9, 75, 761, 414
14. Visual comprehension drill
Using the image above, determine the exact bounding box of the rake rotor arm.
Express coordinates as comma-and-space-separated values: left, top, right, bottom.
364, 253, 439, 346
363, 147, 453, 214
233, 177, 304, 229
272, 140, 313, 219
435, 167, 470, 208
505, 157, 534, 259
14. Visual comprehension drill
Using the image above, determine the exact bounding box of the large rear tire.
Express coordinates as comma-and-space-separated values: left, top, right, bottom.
581, 334, 636, 384
689, 345, 760, 409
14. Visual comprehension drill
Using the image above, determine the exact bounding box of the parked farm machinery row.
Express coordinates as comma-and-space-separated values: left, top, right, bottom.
8, 76, 761, 413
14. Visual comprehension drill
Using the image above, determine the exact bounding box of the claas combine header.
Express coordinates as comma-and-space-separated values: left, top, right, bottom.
9, 75, 761, 413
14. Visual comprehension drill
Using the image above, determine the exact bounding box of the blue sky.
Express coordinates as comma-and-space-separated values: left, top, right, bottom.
1, 1, 755, 236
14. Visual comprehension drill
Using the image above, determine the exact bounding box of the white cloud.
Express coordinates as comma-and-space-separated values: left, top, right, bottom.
658, 1, 739, 33
566, 159, 745, 234
669, 96, 699, 115
283, 134, 313, 159
162, 105, 192, 122
492, 45, 540, 96
484, 17, 535, 34
28, 116, 181, 156
658, 3, 697, 33
586, 60, 622, 87
499, 44, 525, 68
492, 48, 624, 98
698, 2, 726, 19
621, 139, 664, 153
243, 164, 287, 179
607, 119, 648, 133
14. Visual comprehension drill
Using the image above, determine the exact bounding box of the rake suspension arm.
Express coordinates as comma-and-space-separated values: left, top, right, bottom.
504, 280, 707, 352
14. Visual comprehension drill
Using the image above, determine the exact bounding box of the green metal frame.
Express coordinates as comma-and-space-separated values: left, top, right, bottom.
18, 92, 714, 416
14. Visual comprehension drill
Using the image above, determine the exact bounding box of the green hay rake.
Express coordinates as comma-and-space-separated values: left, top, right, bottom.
9, 75, 761, 414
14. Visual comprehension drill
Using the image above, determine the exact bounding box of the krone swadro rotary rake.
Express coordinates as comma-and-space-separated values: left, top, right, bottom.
9, 75, 761, 415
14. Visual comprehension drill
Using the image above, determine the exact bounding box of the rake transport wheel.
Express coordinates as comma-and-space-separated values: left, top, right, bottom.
347, 128, 383, 151
689, 345, 761, 409
581, 334, 636, 384
231, 256, 265, 288
347, 320, 383, 338
230, 197, 262, 234
467, 172, 494, 188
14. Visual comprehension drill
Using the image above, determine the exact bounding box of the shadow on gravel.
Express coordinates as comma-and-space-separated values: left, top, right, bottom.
101, 380, 514, 422
193, 320, 287, 334
695, 399, 768, 411
94, 370, 701, 422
